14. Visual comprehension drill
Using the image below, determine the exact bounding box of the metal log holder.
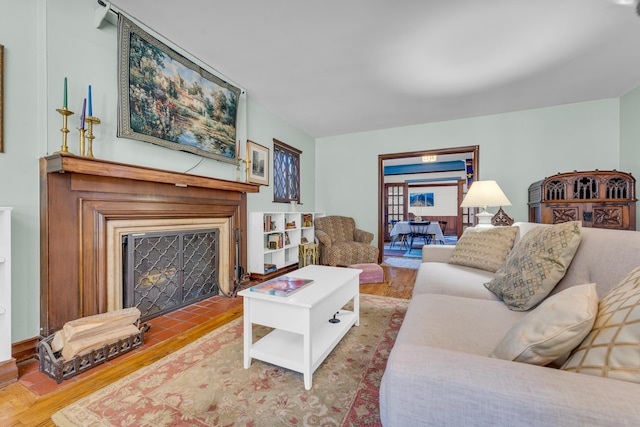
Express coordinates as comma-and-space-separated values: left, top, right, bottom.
37, 322, 149, 384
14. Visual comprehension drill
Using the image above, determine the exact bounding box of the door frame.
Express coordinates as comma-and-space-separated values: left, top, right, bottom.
377, 145, 479, 261
383, 182, 409, 241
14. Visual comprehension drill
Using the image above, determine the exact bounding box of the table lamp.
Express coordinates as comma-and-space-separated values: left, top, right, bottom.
460, 180, 511, 227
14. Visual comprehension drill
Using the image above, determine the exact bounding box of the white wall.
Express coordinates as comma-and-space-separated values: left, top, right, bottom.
385, 170, 463, 217
1, 0, 315, 343
0, 0, 42, 344
245, 100, 316, 214
408, 186, 458, 217
316, 99, 621, 242
620, 85, 640, 227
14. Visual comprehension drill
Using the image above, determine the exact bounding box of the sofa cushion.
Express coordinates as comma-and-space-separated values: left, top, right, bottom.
562, 266, 640, 384
491, 283, 598, 365
552, 227, 640, 299
448, 226, 519, 273
511, 221, 549, 246
398, 294, 526, 356
485, 221, 582, 311
413, 262, 500, 300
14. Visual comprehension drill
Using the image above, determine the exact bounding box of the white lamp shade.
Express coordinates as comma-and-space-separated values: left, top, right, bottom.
460, 180, 512, 208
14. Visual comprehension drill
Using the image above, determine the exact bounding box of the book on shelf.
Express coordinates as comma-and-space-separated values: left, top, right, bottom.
263, 215, 277, 232
249, 275, 314, 297
266, 233, 282, 249
263, 263, 277, 273
302, 214, 313, 228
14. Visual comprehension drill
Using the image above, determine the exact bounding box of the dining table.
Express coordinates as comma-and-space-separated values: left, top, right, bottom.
390, 221, 445, 245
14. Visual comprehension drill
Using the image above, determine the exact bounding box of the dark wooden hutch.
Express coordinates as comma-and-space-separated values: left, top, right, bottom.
528, 170, 636, 230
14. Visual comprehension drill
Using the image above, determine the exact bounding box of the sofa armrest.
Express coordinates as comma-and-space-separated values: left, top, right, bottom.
422, 245, 455, 263
354, 228, 373, 244
380, 344, 640, 427
314, 229, 332, 247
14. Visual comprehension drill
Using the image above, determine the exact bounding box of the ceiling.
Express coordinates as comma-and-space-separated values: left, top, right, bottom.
106, 0, 640, 138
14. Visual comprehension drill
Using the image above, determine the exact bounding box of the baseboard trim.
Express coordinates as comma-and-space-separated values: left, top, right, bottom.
0, 358, 18, 387
12, 336, 39, 363
249, 264, 298, 282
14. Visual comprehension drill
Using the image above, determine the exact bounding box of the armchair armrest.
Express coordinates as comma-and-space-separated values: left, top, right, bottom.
354, 228, 374, 244
314, 229, 332, 247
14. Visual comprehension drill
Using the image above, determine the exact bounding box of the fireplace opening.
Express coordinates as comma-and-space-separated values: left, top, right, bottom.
122, 228, 220, 321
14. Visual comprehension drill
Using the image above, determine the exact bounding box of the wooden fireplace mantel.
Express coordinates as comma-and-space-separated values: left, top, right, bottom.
44, 153, 259, 194
40, 154, 259, 337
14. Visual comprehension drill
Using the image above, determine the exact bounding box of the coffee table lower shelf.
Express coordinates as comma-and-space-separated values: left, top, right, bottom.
250, 309, 357, 379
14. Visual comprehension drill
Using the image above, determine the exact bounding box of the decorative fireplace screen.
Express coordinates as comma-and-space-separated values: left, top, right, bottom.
123, 229, 220, 321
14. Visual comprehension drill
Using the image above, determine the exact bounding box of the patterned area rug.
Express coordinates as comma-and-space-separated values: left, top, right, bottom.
52, 295, 409, 427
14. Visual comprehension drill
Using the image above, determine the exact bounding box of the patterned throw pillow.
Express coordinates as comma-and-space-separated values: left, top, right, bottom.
484, 221, 582, 311
448, 226, 519, 273
562, 266, 640, 383
491, 283, 598, 365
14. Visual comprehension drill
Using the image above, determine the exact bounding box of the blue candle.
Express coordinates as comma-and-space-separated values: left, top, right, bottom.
88, 85, 92, 116
80, 98, 86, 129
63, 77, 68, 108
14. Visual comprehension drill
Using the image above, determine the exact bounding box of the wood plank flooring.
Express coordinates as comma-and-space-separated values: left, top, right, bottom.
1, 263, 416, 426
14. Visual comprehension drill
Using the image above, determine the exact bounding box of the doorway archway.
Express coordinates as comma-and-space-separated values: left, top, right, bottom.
377, 145, 479, 261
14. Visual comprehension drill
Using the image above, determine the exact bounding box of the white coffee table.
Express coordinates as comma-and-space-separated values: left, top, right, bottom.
238, 265, 361, 390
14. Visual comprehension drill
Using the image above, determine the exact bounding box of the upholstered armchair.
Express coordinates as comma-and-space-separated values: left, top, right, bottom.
314, 216, 379, 266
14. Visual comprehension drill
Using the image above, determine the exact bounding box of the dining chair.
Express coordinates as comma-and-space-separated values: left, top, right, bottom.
390, 231, 409, 250
408, 220, 432, 248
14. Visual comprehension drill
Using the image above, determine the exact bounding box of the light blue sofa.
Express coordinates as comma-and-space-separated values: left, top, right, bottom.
380, 223, 640, 426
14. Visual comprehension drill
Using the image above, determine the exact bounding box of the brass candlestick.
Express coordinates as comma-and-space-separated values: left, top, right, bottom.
85, 116, 101, 158
55, 108, 74, 154
78, 127, 86, 157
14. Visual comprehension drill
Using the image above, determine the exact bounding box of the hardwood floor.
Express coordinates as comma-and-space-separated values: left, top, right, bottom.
0, 263, 416, 426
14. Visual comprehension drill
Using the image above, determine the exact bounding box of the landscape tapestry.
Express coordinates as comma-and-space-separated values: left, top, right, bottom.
117, 16, 241, 164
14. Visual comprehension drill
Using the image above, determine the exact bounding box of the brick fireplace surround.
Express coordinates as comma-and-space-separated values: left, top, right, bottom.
39, 154, 259, 340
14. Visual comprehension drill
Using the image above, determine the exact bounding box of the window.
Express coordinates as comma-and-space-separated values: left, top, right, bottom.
273, 138, 301, 203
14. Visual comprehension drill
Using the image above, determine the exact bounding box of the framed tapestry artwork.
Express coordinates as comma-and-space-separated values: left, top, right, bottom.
0, 44, 4, 153
117, 16, 241, 164
247, 140, 269, 185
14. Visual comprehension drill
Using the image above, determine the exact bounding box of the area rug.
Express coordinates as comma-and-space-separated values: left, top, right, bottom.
380, 256, 422, 269
52, 295, 409, 427
384, 237, 458, 263
383, 247, 407, 256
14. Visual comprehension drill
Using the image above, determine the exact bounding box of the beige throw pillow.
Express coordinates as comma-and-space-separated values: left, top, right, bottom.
491, 283, 598, 365
484, 221, 582, 311
448, 226, 519, 273
562, 266, 640, 384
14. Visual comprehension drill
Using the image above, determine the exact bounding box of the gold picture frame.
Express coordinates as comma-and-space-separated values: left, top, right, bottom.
0, 44, 4, 153
246, 140, 269, 185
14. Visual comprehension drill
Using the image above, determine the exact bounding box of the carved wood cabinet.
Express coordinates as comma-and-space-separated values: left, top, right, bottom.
528, 170, 636, 231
